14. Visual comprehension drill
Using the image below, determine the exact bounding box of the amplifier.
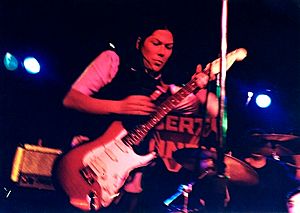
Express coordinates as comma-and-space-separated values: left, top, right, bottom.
11, 144, 62, 190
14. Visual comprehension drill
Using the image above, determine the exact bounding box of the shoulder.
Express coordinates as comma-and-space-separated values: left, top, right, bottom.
88, 49, 120, 79
92, 49, 120, 65
71, 50, 121, 95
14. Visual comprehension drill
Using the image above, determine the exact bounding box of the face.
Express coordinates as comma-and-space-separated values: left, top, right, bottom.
287, 192, 300, 213
199, 158, 215, 171
138, 29, 174, 72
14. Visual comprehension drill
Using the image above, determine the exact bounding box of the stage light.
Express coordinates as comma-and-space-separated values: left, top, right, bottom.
23, 57, 40, 74
255, 94, 271, 108
248, 91, 254, 98
109, 42, 115, 49
245, 91, 254, 106
3, 52, 19, 71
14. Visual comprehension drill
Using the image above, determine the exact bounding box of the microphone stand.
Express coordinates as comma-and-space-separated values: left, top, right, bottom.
209, 1, 229, 212
163, 183, 193, 213
216, 0, 228, 178
163, 172, 209, 212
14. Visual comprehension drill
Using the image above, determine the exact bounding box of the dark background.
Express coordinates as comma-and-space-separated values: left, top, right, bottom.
0, 0, 300, 210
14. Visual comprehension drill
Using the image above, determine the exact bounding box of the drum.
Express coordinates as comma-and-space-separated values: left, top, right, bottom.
173, 148, 259, 185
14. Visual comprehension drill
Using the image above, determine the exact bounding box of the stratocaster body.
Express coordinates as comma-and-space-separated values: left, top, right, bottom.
56, 121, 156, 211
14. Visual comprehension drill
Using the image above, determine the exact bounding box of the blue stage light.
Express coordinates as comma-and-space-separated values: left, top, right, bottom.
3, 52, 19, 71
23, 57, 40, 74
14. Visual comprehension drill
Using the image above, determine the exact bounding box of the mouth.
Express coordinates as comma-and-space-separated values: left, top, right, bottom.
153, 60, 164, 66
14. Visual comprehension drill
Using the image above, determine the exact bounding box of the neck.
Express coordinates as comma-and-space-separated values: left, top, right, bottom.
145, 68, 162, 80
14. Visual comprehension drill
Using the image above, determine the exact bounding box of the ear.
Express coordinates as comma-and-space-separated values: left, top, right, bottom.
136, 37, 142, 50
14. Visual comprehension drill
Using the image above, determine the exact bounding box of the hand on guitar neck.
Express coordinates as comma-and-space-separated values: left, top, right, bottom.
193, 48, 248, 88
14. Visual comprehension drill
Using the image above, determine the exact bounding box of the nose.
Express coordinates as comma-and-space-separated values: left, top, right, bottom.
157, 45, 167, 57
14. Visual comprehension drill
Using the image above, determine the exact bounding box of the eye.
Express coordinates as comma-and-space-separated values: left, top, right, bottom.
152, 41, 161, 46
165, 44, 173, 50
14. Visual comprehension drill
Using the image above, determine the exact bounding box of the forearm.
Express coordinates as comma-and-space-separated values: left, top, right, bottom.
196, 89, 219, 118
63, 89, 120, 115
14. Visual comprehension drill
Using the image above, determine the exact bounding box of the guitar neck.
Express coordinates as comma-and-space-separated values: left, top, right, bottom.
122, 48, 247, 146
123, 78, 198, 146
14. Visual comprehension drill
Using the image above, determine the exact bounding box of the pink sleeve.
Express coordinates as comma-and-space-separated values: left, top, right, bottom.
71, 50, 120, 96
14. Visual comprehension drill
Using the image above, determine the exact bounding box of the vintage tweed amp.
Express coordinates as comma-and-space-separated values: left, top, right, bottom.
11, 144, 62, 190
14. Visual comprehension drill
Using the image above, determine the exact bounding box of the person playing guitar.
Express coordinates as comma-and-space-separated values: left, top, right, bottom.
57, 19, 246, 212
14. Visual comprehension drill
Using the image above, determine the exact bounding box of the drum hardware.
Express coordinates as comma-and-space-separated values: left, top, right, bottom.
164, 183, 195, 213
164, 171, 209, 213
283, 161, 300, 170
251, 133, 300, 142
173, 148, 259, 186
253, 143, 294, 160
250, 133, 299, 160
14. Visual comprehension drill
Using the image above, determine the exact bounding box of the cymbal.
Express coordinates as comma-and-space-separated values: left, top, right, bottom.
173, 148, 258, 185
253, 144, 294, 156
251, 133, 300, 142
224, 155, 259, 185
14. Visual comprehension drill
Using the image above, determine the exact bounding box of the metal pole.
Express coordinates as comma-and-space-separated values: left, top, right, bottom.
216, 0, 228, 175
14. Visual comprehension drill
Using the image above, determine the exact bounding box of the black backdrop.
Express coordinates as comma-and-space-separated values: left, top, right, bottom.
0, 0, 300, 200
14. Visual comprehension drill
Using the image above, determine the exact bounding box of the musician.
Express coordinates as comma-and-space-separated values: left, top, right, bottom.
169, 148, 230, 212
228, 130, 300, 212
62, 19, 219, 212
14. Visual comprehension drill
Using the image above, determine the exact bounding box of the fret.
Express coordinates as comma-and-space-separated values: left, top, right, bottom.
173, 93, 184, 102
164, 101, 174, 111
132, 130, 142, 139
169, 98, 179, 106
135, 129, 144, 137
140, 124, 150, 132
130, 132, 138, 139
161, 103, 172, 114
155, 111, 167, 121
178, 90, 189, 98
151, 115, 159, 123
148, 118, 157, 127
145, 121, 154, 130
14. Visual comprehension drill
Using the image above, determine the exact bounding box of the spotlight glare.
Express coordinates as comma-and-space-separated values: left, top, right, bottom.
109, 42, 115, 49
255, 94, 271, 108
23, 57, 40, 74
247, 91, 254, 98
245, 91, 254, 106
3, 52, 18, 71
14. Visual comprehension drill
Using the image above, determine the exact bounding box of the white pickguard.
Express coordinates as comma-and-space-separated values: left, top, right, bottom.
82, 128, 156, 207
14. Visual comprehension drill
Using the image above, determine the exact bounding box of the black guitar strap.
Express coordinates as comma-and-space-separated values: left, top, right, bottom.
150, 84, 169, 101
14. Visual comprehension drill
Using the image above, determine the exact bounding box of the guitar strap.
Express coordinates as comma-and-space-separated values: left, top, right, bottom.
150, 84, 169, 101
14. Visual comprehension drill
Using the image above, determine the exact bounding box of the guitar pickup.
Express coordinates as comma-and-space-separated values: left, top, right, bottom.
80, 166, 97, 185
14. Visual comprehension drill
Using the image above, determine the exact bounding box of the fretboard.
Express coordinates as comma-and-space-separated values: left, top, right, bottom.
122, 78, 198, 146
